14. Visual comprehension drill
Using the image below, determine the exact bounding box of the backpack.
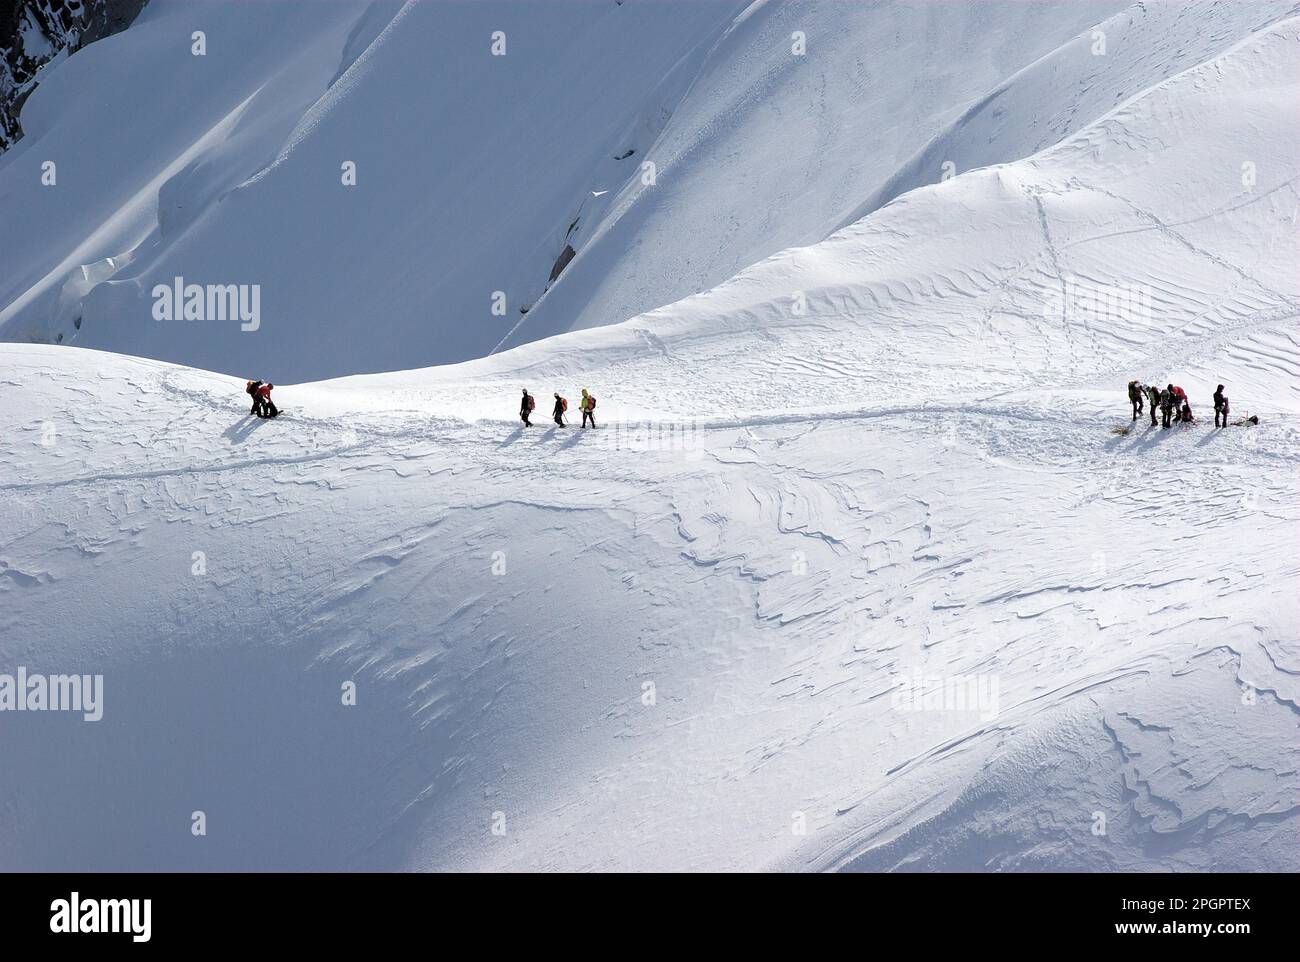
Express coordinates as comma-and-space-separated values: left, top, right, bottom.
560, 397, 568, 412
246, 380, 262, 396
587, 395, 596, 410
527, 395, 535, 411
1128, 381, 1141, 401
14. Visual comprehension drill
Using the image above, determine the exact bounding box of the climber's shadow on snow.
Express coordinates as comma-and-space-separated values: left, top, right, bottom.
496, 425, 526, 447
1104, 425, 1177, 451
223, 415, 272, 444
560, 430, 588, 450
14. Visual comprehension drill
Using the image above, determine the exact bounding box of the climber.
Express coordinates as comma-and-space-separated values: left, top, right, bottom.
246, 379, 278, 418
1213, 384, 1229, 428
1146, 384, 1160, 427
1160, 384, 1176, 429
1127, 380, 1144, 421
520, 389, 535, 427
579, 388, 596, 429
553, 393, 568, 427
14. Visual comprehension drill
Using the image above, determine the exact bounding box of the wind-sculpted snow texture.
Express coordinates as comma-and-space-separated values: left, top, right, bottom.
4, 0, 1297, 379
0, 5, 1298, 871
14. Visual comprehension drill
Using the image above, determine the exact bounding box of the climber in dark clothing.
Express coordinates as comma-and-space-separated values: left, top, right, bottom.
1128, 380, 1144, 421
1146, 384, 1160, 426
552, 393, 567, 427
1160, 384, 1176, 429
1213, 384, 1229, 428
520, 389, 535, 427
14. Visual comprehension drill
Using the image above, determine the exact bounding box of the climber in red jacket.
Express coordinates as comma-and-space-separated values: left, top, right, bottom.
246, 379, 279, 418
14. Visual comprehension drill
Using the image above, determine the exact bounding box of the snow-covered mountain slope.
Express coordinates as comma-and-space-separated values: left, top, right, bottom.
0, 0, 149, 151
2, 12, 1297, 871
4, 0, 1296, 381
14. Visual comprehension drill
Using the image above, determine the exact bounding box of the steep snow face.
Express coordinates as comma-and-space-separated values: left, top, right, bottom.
0, 0, 385, 349
0, 0, 149, 151
5, 0, 1296, 380
1, 13, 1297, 871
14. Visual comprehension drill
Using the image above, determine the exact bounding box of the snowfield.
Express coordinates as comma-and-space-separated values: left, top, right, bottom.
1, 1, 1298, 872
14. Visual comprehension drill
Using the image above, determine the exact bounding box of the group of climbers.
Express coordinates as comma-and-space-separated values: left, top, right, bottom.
520, 388, 596, 428
236, 377, 1254, 434
1127, 380, 1188, 427
1127, 380, 1254, 430
239, 378, 599, 429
